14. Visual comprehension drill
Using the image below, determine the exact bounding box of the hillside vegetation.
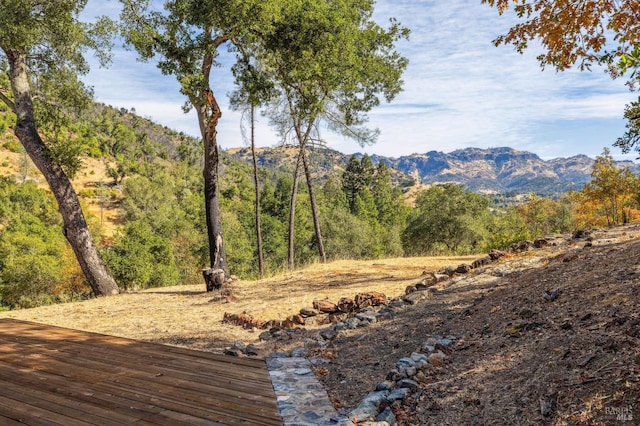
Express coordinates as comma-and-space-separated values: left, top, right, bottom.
1, 105, 640, 309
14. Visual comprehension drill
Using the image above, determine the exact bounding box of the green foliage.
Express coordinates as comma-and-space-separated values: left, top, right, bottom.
0, 178, 89, 308
103, 221, 180, 290
484, 207, 531, 250
403, 184, 491, 255
2, 139, 22, 153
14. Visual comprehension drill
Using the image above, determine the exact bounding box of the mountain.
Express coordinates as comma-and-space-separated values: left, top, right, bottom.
377, 147, 640, 195
229, 145, 640, 196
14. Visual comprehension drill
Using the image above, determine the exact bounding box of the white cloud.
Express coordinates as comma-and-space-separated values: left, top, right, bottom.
81, 0, 639, 161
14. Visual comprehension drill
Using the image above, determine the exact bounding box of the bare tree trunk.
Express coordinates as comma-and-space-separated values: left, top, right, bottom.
5, 49, 118, 296
300, 145, 326, 263
287, 152, 303, 270
198, 91, 229, 277
250, 105, 265, 277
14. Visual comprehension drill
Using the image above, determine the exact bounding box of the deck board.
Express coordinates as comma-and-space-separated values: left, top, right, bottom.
0, 319, 282, 425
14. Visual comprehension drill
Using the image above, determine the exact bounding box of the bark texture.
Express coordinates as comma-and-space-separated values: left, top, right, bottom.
5, 48, 119, 296
202, 97, 228, 274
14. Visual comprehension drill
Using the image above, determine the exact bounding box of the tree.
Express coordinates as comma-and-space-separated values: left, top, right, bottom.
0, 1, 119, 296
120, 1, 282, 282
403, 184, 491, 255
229, 55, 276, 278
482, 1, 640, 83
483, 1, 640, 156
582, 148, 640, 225
260, 0, 408, 269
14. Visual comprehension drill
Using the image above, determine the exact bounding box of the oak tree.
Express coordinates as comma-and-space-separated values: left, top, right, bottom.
0, 0, 119, 296
120, 0, 280, 280
261, 0, 408, 269
482, 0, 640, 81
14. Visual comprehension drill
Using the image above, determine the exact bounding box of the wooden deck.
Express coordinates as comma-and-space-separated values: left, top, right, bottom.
0, 319, 282, 425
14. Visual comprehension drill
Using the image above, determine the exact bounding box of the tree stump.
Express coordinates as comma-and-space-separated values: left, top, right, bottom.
203, 268, 226, 292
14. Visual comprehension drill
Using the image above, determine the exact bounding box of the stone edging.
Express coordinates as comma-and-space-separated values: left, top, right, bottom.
267, 335, 454, 425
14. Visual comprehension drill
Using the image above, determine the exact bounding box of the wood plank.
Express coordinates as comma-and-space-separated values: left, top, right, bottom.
0, 333, 276, 396
0, 319, 282, 425
0, 322, 272, 382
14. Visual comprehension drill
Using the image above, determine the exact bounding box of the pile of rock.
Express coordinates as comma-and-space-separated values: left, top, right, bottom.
343, 336, 454, 424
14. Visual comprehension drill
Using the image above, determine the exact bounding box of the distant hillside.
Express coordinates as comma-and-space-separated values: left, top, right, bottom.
230, 145, 640, 196
377, 147, 640, 195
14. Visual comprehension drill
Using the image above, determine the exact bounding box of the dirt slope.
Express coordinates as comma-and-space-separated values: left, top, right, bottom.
2, 226, 639, 425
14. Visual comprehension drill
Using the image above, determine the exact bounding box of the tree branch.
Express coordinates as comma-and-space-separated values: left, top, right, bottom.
0, 89, 15, 112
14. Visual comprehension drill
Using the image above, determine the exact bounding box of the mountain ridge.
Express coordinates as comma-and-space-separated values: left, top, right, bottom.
229, 145, 640, 196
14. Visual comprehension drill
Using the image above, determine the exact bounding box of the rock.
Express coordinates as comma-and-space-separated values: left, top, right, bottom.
396, 357, 416, 369
271, 352, 289, 358
472, 256, 492, 269
433, 273, 450, 282
403, 290, 433, 305
223, 348, 240, 357
488, 249, 507, 260
428, 351, 447, 366
359, 390, 389, 408
292, 314, 306, 325
411, 352, 428, 363
375, 381, 394, 391
328, 312, 349, 323
290, 347, 308, 357
313, 299, 338, 313
387, 387, 411, 401
376, 308, 395, 321
349, 391, 389, 422
356, 311, 378, 324
388, 299, 406, 308
232, 341, 246, 351
572, 229, 591, 239
404, 366, 417, 377
344, 317, 361, 329
436, 338, 453, 347
441, 266, 456, 276
510, 240, 533, 253
386, 369, 402, 381
320, 329, 336, 341
376, 407, 397, 424
355, 292, 387, 308
396, 366, 409, 379
300, 307, 320, 317
417, 282, 431, 291
337, 297, 357, 313
533, 237, 550, 248
397, 378, 419, 391
543, 288, 561, 302
245, 344, 260, 356
455, 263, 472, 274
405, 285, 417, 295
258, 331, 272, 341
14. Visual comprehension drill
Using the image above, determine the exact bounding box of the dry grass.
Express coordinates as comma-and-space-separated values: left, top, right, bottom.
0, 147, 122, 236
0, 255, 478, 353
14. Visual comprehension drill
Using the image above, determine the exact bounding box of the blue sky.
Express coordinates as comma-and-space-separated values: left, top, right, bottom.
82, 0, 639, 160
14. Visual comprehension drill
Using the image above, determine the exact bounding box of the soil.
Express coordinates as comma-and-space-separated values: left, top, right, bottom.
2, 225, 640, 425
